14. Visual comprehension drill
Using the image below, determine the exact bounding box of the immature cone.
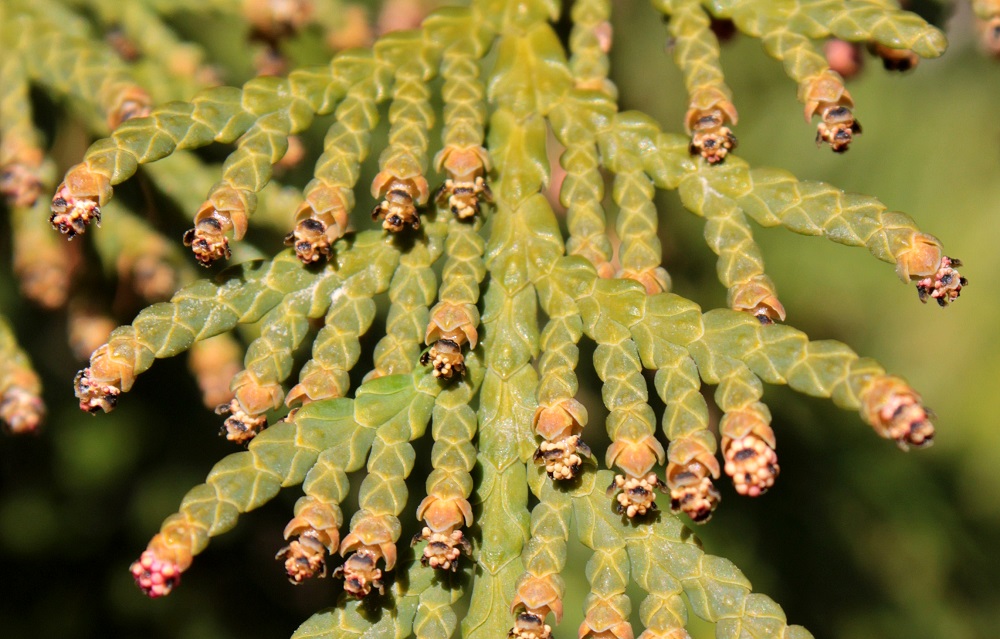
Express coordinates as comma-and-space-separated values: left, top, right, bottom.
686, 99, 739, 165
860, 375, 934, 449
434, 146, 492, 219
721, 411, 779, 497
916, 256, 967, 307
824, 39, 863, 80
371, 172, 429, 232
413, 494, 473, 571
666, 440, 721, 523
130, 529, 194, 598
578, 612, 634, 639
804, 72, 860, 152
50, 164, 112, 239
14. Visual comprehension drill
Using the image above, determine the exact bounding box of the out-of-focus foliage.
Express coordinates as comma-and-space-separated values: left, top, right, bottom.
2, 1, 999, 639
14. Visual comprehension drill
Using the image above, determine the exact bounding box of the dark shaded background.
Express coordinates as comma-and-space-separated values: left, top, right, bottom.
2, 2, 999, 638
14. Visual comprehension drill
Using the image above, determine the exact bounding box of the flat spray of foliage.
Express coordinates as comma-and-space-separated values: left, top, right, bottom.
2, 0, 992, 637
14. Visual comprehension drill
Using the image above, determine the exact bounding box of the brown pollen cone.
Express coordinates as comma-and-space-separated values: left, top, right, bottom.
666, 440, 721, 523
413, 495, 472, 571
336, 518, 397, 597
512, 574, 564, 626
532, 399, 589, 480
435, 144, 492, 219
804, 72, 860, 152
422, 302, 478, 380
687, 107, 738, 165
720, 411, 779, 497
860, 375, 934, 449
277, 498, 341, 581
371, 172, 429, 232
50, 164, 112, 239
609, 472, 665, 518
509, 611, 553, 639
916, 256, 966, 307
285, 187, 349, 264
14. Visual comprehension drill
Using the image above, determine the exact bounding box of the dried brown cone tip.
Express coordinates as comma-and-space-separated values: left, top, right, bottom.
804, 73, 860, 152
285, 219, 331, 263
860, 375, 935, 449
420, 339, 466, 379
869, 43, 919, 72
509, 612, 553, 639
50, 165, 112, 239
413, 495, 473, 571
666, 440, 721, 523
721, 411, 779, 497
107, 85, 152, 129
729, 276, 786, 324
686, 103, 738, 165
371, 172, 429, 232
215, 399, 269, 445
916, 256, 967, 307
1, 386, 45, 434
608, 472, 665, 518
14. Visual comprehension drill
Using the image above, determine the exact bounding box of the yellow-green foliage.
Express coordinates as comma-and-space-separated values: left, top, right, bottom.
1, 1, 987, 638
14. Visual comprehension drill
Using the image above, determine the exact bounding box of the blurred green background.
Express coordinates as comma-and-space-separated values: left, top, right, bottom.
2, 2, 999, 639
